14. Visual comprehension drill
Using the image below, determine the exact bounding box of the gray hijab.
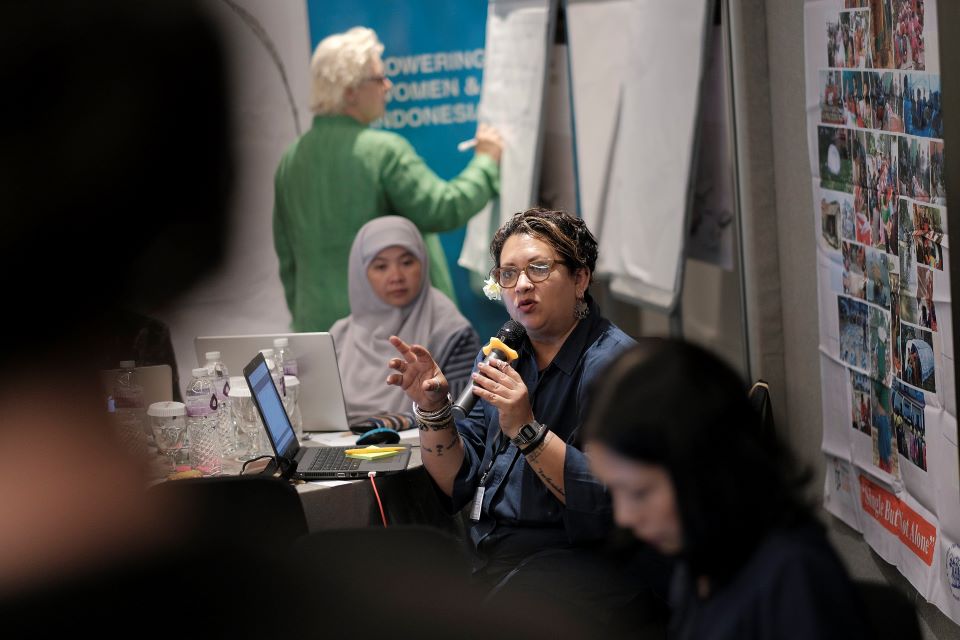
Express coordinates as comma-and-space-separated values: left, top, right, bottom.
331, 216, 472, 420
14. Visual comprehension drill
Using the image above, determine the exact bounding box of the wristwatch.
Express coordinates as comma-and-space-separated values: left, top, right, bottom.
511, 420, 547, 451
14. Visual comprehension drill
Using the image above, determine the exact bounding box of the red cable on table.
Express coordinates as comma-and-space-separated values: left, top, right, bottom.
368, 471, 388, 527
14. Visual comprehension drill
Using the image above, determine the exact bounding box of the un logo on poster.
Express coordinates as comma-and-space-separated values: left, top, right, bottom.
947, 545, 960, 601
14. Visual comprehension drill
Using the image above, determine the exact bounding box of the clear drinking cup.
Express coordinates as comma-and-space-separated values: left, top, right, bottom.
147, 401, 188, 471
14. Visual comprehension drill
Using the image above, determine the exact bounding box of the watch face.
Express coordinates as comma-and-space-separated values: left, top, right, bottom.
519, 423, 537, 440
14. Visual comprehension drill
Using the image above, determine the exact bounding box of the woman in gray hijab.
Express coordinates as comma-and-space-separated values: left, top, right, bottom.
331, 216, 480, 423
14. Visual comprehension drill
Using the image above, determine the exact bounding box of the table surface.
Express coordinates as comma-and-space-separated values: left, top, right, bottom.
219, 428, 455, 533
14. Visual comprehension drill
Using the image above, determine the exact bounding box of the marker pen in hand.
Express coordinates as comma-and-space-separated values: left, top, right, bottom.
457, 138, 478, 152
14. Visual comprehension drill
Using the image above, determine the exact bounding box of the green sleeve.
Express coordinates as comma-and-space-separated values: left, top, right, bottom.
273, 163, 297, 320
379, 136, 500, 233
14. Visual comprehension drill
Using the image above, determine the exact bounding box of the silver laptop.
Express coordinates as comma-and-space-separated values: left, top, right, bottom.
100, 364, 173, 408
195, 332, 349, 432
243, 352, 410, 480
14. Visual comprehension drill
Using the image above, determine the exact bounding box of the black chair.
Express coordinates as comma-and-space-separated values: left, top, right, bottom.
291, 524, 472, 584
856, 580, 921, 640
288, 526, 600, 639
748, 379, 776, 437
149, 475, 309, 549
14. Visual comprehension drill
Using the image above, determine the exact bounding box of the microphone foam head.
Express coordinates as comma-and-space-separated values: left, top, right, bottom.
496, 319, 526, 349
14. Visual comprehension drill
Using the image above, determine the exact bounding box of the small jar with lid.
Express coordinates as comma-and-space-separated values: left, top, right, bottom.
147, 401, 188, 470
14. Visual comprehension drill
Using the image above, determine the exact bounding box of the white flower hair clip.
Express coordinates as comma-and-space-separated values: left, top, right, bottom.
482, 276, 502, 301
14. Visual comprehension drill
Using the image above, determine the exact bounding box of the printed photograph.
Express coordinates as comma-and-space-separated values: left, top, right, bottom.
865, 132, 897, 192
852, 130, 869, 186
930, 140, 946, 205
855, 187, 872, 244
891, 273, 902, 374
843, 241, 867, 299
914, 236, 943, 270
916, 267, 937, 331
839, 296, 870, 371
893, 0, 926, 71
897, 136, 912, 195
867, 0, 895, 69
893, 380, 926, 471
869, 306, 891, 386
828, 20, 845, 69
851, 371, 872, 434
821, 196, 841, 250
875, 72, 905, 132
844, 72, 874, 130
871, 378, 898, 475
866, 189, 884, 251
879, 188, 898, 255
898, 323, 936, 392
897, 197, 913, 243
899, 286, 919, 325
903, 136, 931, 201
843, 10, 873, 69
819, 126, 853, 191
820, 71, 845, 125
905, 73, 942, 138
865, 247, 892, 308
911, 200, 944, 237
840, 190, 857, 241
899, 239, 918, 293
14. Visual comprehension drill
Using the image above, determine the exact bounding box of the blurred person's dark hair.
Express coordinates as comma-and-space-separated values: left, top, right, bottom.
0, 0, 232, 376
584, 338, 813, 588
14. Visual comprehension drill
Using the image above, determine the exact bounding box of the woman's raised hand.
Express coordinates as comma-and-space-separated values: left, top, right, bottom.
386, 336, 450, 411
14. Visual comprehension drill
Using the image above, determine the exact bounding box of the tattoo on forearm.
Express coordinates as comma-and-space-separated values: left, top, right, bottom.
534, 466, 565, 497
418, 420, 453, 432
422, 434, 461, 457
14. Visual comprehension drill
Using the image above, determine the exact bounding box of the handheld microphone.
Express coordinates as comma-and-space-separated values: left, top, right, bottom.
452, 319, 526, 420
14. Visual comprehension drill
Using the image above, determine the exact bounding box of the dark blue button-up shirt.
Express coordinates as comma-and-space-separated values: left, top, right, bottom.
449, 297, 636, 559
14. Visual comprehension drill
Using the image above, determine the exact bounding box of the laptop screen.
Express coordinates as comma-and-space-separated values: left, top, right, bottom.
247, 357, 297, 458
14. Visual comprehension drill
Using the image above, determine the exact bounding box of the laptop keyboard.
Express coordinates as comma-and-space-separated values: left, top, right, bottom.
307, 447, 362, 471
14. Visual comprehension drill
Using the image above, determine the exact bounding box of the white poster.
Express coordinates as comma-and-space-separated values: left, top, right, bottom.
804, 0, 956, 622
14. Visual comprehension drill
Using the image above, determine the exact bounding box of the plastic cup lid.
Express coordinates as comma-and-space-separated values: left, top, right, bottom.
204, 351, 221, 360
283, 375, 300, 387
119, 360, 136, 368
274, 338, 289, 347
259, 348, 275, 357
230, 385, 252, 398
191, 367, 209, 377
148, 401, 186, 417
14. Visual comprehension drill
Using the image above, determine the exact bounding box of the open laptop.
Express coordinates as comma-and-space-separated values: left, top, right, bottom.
243, 352, 411, 480
195, 332, 349, 432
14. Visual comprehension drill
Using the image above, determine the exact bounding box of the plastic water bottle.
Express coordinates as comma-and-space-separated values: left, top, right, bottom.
203, 351, 234, 455
259, 348, 284, 396
273, 337, 299, 377
185, 367, 222, 475
113, 360, 148, 453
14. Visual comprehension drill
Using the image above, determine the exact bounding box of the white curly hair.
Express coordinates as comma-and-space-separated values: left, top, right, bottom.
309, 27, 384, 115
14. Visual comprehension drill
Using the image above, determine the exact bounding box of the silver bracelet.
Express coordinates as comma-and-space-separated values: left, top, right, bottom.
413, 396, 453, 430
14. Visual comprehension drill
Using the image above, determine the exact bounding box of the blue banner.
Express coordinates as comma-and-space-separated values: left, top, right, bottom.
306, 0, 505, 340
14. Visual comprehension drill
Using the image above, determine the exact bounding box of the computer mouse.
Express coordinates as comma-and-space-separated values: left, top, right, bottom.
355, 427, 401, 446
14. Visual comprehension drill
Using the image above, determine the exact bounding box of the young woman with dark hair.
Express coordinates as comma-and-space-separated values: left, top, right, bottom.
584, 339, 868, 640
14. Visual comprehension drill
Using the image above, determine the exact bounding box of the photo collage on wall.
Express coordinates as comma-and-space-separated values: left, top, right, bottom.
819, 0, 945, 477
